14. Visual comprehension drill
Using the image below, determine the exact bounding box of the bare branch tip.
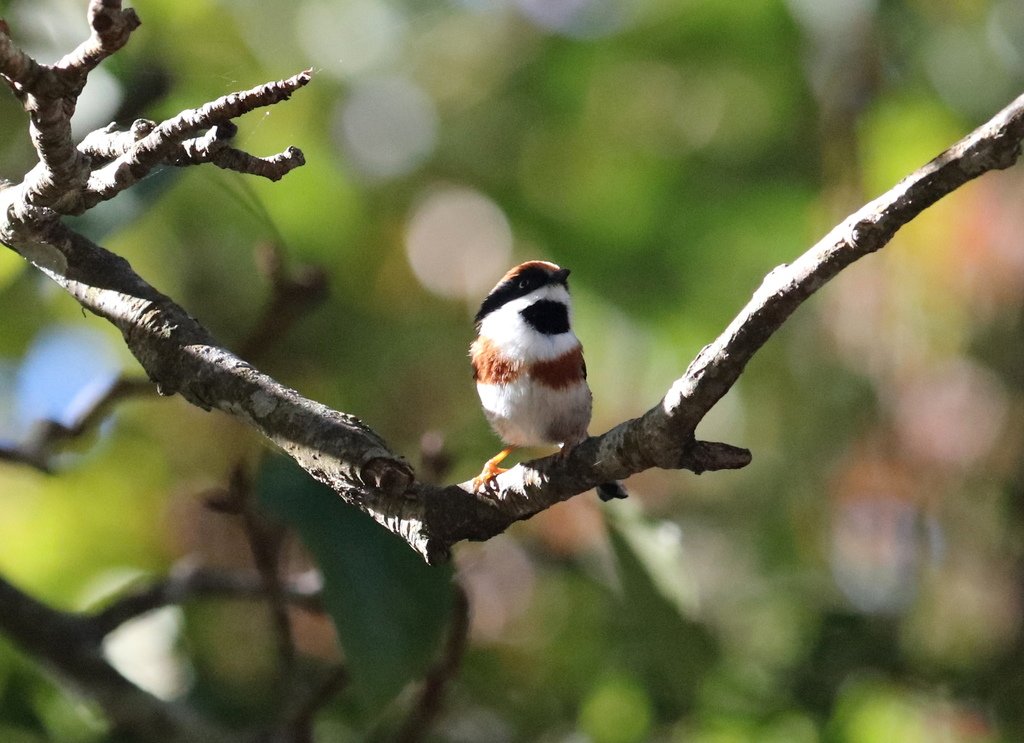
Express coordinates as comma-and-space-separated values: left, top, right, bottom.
687, 440, 752, 474
288, 145, 304, 160
86, 0, 140, 48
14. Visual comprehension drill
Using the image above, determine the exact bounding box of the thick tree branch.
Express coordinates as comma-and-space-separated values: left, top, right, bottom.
2, 4, 1023, 572
0, 573, 239, 743
24, 223, 416, 502
399, 89, 1024, 560
0, 562, 330, 742
0, 245, 325, 473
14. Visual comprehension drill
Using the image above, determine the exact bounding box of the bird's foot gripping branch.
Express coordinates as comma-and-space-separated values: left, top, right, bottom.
3, 3, 1024, 565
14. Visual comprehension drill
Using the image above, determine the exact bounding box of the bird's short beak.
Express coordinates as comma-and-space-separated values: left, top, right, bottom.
553, 267, 570, 285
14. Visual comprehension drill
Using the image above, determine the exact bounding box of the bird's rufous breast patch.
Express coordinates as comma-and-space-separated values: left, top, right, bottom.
529, 345, 585, 390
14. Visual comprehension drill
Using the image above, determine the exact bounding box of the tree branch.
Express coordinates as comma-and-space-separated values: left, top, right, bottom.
0, 244, 325, 473
2, 4, 1024, 571
81, 70, 311, 207
397, 88, 1024, 560
89, 562, 324, 639
0, 573, 240, 743
393, 584, 471, 743
0, 375, 153, 472
54, 0, 141, 79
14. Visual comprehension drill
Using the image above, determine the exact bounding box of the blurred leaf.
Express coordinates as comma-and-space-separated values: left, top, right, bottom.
608, 500, 699, 616
579, 672, 654, 743
607, 502, 718, 714
256, 456, 455, 713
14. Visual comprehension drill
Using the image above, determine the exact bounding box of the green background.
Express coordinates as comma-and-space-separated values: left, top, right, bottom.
2, 0, 1024, 740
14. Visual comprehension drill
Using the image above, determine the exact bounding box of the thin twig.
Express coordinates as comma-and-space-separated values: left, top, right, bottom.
230, 466, 299, 682
89, 563, 324, 639
0, 375, 153, 473
237, 242, 329, 362
54, 0, 141, 80
393, 584, 471, 743
285, 665, 351, 742
81, 70, 312, 209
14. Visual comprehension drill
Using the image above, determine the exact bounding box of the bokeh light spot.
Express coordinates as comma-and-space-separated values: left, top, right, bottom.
405, 185, 513, 300
15, 324, 122, 432
104, 606, 191, 700
296, 0, 407, 79
514, 0, 628, 38
336, 76, 438, 179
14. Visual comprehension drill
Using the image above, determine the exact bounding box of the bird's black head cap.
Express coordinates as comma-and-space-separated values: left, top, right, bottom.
475, 261, 570, 324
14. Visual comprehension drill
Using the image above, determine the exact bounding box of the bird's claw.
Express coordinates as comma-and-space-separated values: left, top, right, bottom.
471, 462, 508, 493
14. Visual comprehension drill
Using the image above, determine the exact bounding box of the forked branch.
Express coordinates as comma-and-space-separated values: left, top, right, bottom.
2, 1, 1024, 739
2, 3, 1024, 565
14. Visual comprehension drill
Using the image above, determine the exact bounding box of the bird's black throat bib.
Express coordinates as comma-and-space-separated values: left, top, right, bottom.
520, 299, 570, 335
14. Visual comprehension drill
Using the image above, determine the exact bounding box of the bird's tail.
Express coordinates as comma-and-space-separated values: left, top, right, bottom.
597, 481, 628, 501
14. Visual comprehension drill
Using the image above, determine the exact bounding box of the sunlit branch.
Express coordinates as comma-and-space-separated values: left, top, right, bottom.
404, 89, 1024, 560
81, 70, 312, 208
54, 0, 141, 79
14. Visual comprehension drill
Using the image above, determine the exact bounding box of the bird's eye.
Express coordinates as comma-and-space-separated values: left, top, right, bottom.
518, 279, 530, 289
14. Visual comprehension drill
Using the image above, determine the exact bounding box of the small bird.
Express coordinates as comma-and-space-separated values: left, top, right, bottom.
469, 260, 627, 501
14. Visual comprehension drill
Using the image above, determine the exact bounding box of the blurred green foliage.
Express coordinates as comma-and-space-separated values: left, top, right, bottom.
2, 0, 1024, 740
258, 456, 455, 713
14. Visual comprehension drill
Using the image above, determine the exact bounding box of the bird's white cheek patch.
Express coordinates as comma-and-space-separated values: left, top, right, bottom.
479, 309, 580, 362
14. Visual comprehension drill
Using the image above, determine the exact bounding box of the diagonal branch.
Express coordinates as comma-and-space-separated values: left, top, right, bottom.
4, 6, 1024, 570
82, 70, 312, 207
400, 88, 1024, 559
54, 0, 141, 80
28, 223, 415, 500
0, 375, 153, 473
0, 243, 324, 474
0, 573, 240, 743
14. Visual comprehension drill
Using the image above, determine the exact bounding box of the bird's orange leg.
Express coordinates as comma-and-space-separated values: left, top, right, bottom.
472, 446, 516, 492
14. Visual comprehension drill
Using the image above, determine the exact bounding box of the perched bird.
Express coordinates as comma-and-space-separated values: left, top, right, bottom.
469, 260, 627, 501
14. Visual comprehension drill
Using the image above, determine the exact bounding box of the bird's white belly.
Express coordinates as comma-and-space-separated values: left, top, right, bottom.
477, 377, 592, 447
